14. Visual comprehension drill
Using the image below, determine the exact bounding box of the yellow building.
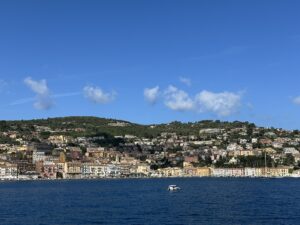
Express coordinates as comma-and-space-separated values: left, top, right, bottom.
59, 152, 66, 163
136, 163, 151, 175
265, 167, 290, 177
158, 167, 183, 177
184, 167, 211, 177
183, 162, 193, 168
16, 145, 29, 152
65, 162, 82, 178
195, 167, 211, 177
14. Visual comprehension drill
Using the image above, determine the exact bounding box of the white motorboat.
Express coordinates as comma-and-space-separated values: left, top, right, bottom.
168, 185, 181, 191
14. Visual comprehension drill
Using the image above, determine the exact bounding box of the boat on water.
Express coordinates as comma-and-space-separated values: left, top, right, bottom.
168, 185, 181, 191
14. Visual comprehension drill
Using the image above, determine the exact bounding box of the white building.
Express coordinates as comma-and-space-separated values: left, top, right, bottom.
244, 168, 256, 177
0, 163, 18, 179
32, 151, 46, 163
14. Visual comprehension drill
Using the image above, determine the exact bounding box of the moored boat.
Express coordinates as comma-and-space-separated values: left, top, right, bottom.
168, 185, 181, 191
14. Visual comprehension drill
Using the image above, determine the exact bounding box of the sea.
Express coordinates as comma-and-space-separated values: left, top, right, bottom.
0, 178, 300, 225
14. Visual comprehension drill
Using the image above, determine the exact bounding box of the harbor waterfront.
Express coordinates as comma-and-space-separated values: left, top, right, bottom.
1, 118, 300, 181
1, 178, 300, 225
1, 1, 300, 224
0, 165, 297, 181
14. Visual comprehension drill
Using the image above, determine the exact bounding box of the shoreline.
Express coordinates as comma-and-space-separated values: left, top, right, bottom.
1, 176, 299, 182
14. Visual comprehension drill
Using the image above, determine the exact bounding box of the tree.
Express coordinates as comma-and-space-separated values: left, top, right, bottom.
40, 131, 51, 139
283, 154, 295, 166
204, 156, 212, 166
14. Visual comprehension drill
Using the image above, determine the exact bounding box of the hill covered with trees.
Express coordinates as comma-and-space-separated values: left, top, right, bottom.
0, 116, 260, 139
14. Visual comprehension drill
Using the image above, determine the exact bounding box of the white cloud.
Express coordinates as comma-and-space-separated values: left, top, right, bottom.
24, 77, 54, 110
144, 86, 160, 104
146, 84, 242, 116
33, 96, 54, 110
179, 77, 191, 86
293, 96, 300, 105
83, 85, 116, 104
195, 90, 242, 116
24, 77, 49, 95
164, 85, 194, 111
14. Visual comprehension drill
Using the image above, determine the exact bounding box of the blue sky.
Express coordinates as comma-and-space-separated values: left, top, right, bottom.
1, 0, 300, 129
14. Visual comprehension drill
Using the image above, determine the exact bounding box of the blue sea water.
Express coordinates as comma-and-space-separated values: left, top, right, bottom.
0, 178, 300, 225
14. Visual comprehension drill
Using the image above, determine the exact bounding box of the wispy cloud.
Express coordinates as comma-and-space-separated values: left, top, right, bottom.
24, 77, 54, 110
53, 92, 81, 98
144, 86, 160, 104
33, 96, 54, 110
293, 96, 300, 105
179, 77, 191, 86
10, 92, 81, 106
246, 102, 254, 110
10, 97, 36, 106
83, 85, 116, 104
0, 79, 8, 93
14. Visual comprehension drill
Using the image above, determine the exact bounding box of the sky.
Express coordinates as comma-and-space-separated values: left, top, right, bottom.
0, 0, 300, 129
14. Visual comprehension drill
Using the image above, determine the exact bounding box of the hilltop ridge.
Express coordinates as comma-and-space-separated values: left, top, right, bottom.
0, 116, 260, 138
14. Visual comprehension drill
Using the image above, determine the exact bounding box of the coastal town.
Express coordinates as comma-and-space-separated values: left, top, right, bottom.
0, 117, 300, 180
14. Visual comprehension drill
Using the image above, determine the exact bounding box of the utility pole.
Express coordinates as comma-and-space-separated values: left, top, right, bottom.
264, 151, 267, 177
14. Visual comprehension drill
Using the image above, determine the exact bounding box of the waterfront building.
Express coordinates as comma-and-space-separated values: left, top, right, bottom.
65, 162, 82, 179
136, 163, 151, 176
0, 162, 17, 179
212, 168, 244, 177
42, 161, 57, 179
244, 168, 256, 177
157, 167, 183, 177
266, 167, 290, 177
196, 167, 211, 177
184, 167, 211, 177
55, 162, 65, 178
32, 151, 46, 163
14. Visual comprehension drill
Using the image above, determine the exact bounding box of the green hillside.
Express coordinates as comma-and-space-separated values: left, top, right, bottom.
0, 116, 257, 138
